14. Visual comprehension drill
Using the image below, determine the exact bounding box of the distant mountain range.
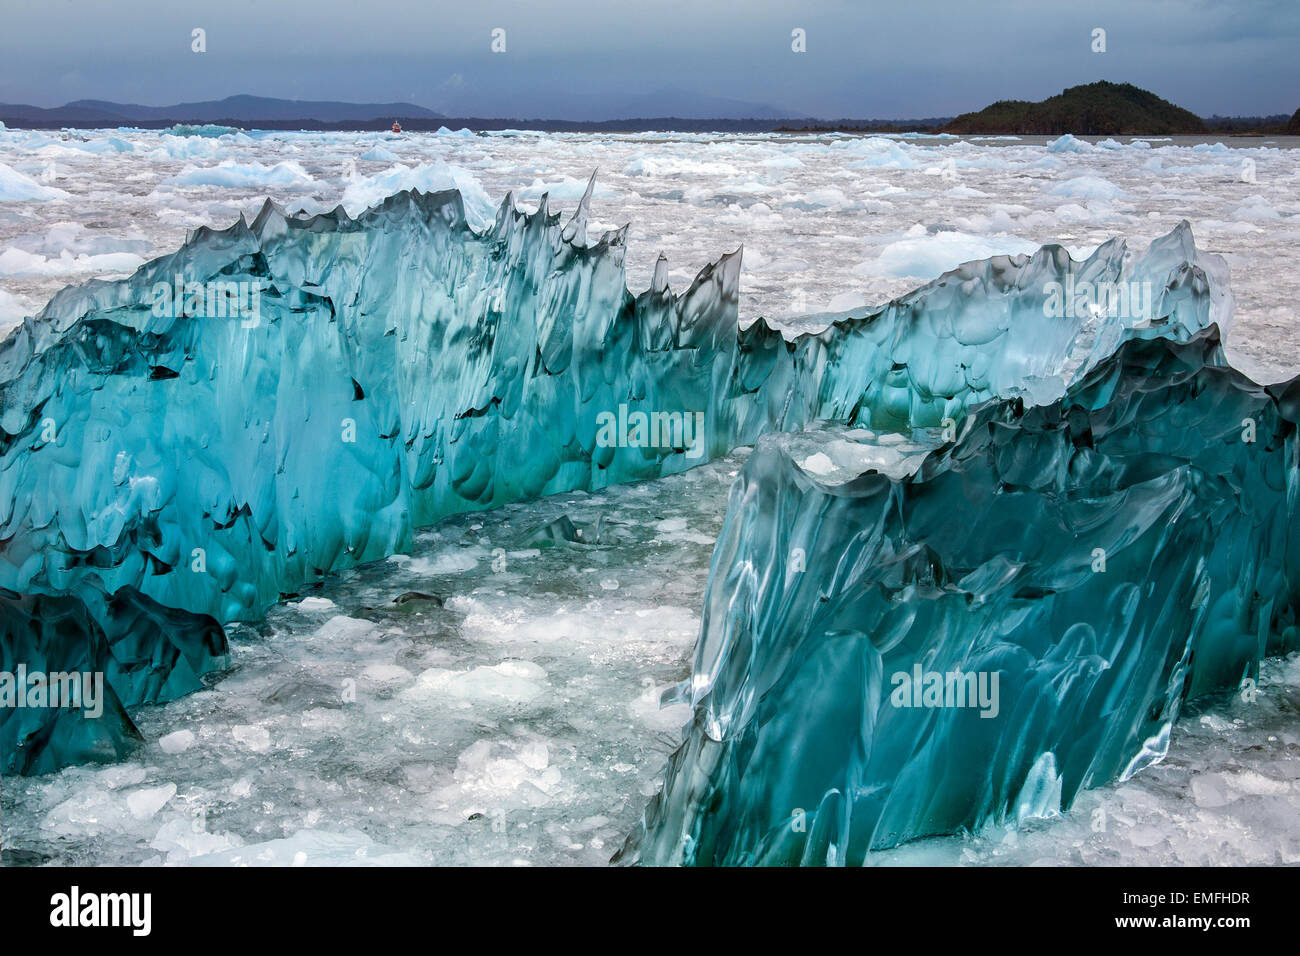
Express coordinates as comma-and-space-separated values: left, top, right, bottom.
0, 95, 444, 127
0, 92, 808, 131
0, 87, 1294, 135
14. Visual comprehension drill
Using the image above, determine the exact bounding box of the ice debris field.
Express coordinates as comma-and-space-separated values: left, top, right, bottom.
2, 125, 1300, 866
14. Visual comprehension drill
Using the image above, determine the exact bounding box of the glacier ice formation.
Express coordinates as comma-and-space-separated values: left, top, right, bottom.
618, 325, 1300, 865
0, 180, 1229, 623
0, 176, 1238, 780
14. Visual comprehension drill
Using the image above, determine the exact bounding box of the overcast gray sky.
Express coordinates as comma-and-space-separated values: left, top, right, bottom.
1, 0, 1296, 118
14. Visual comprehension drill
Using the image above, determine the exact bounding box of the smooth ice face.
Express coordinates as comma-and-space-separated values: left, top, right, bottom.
0, 180, 1227, 773
619, 326, 1300, 866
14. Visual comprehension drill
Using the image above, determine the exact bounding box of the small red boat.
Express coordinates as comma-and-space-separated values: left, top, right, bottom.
391, 121, 402, 134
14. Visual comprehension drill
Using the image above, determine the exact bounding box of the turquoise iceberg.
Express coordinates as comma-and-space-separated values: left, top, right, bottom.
619, 326, 1300, 865
0, 180, 1234, 776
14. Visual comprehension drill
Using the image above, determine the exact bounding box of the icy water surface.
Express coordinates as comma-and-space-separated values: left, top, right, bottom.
2, 128, 1299, 380
3, 128, 1300, 865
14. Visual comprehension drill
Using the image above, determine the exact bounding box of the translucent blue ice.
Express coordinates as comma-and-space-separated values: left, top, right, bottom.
0, 180, 1231, 774
619, 326, 1300, 865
